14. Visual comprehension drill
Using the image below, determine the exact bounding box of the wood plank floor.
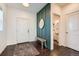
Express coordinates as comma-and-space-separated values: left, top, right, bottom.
1, 41, 79, 56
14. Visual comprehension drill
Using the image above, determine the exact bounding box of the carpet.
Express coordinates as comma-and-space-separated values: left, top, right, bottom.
13, 43, 40, 56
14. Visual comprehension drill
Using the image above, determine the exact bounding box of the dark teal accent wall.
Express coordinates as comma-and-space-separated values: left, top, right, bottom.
37, 4, 51, 49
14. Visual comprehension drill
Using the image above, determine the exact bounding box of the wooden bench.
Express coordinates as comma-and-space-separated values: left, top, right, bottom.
37, 37, 47, 49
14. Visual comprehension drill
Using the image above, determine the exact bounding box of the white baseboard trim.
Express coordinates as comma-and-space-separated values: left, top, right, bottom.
7, 40, 37, 45
7, 42, 17, 46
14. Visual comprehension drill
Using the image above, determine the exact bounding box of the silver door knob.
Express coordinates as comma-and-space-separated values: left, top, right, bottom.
66, 32, 68, 34
28, 29, 29, 33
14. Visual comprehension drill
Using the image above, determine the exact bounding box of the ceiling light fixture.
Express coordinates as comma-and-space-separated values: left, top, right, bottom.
22, 3, 30, 7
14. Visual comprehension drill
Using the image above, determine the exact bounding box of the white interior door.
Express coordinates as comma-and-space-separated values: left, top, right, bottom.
66, 12, 79, 51
16, 18, 29, 43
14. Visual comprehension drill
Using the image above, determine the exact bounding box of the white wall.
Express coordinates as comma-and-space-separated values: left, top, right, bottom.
62, 4, 79, 15
0, 4, 7, 54
6, 7, 36, 45
52, 4, 61, 15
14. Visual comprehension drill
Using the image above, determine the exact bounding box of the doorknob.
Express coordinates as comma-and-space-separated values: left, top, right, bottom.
66, 32, 68, 34
28, 29, 29, 33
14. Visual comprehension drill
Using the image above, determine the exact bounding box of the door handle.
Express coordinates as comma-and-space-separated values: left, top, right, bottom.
28, 29, 29, 33
66, 32, 68, 34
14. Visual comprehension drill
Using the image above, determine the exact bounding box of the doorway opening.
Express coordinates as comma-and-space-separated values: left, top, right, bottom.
53, 14, 60, 46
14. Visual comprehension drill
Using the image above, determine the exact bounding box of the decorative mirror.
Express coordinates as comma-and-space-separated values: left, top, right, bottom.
39, 18, 44, 29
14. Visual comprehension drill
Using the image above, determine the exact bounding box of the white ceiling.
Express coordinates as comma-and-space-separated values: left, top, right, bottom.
6, 3, 47, 13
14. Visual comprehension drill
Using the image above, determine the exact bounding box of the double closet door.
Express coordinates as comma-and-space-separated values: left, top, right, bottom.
65, 12, 79, 51
16, 18, 30, 43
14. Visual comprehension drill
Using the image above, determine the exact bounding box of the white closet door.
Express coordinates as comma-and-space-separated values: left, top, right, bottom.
66, 13, 79, 51
16, 18, 29, 43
